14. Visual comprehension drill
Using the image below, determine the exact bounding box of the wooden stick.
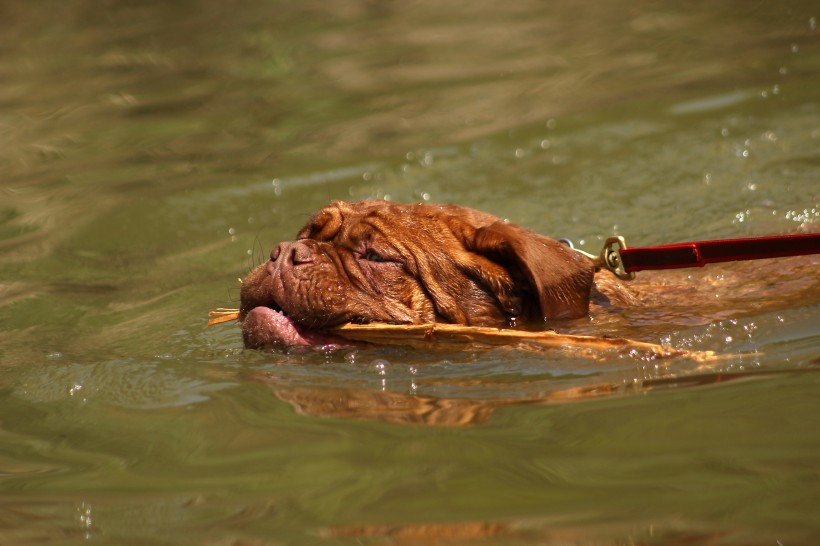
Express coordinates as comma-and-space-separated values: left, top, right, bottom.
207, 309, 239, 325
330, 322, 707, 360
207, 309, 722, 360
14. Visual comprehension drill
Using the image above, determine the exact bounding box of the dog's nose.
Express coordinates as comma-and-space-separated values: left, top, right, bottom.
271, 241, 314, 266
270, 243, 283, 263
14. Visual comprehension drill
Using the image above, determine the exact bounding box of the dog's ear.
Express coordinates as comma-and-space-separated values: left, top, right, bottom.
297, 208, 341, 241
469, 221, 594, 321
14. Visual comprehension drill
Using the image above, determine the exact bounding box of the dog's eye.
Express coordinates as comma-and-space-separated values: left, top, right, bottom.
364, 250, 385, 262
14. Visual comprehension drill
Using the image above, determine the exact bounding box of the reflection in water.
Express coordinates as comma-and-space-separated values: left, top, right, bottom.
319, 518, 734, 545
258, 373, 617, 426
253, 365, 820, 427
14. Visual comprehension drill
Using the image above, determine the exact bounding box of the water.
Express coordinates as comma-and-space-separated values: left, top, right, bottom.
2, 1, 820, 544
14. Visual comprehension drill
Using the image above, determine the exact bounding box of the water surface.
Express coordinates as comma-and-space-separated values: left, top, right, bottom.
1, 1, 819, 544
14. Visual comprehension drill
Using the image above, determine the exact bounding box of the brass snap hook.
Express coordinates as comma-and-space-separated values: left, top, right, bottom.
599, 236, 635, 280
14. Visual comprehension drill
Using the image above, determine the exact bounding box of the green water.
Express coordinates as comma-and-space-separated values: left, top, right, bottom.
2, 1, 819, 544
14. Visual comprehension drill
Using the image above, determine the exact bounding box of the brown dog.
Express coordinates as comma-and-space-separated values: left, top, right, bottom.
240, 200, 640, 349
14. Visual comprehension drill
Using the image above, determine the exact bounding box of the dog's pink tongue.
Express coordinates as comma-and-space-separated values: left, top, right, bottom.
241, 306, 352, 350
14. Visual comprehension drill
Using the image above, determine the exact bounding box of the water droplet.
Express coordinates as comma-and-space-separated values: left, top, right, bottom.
75, 501, 94, 538
372, 359, 389, 375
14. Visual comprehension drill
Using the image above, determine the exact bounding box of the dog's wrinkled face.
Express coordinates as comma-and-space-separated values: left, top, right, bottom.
240, 200, 595, 349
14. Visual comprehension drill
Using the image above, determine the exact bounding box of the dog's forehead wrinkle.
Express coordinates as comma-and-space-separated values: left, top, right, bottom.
336, 251, 413, 324
350, 218, 389, 252
381, 226, 517, 325
337, 250, 375, 295
406, 248, 474, 324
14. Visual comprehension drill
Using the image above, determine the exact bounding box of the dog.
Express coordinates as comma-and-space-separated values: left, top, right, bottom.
238, 200, 820, 429
239, 199, 651, 350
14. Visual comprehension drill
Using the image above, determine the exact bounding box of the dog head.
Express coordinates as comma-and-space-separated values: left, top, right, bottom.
240, 200, 594, 348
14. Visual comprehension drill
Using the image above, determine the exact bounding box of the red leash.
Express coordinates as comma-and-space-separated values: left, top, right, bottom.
598, 233, 820, 280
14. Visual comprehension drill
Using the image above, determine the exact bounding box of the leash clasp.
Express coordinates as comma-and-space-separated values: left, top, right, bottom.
559, 236, 635, 280
599, 236, 635, 280
558, 238, 598, 261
